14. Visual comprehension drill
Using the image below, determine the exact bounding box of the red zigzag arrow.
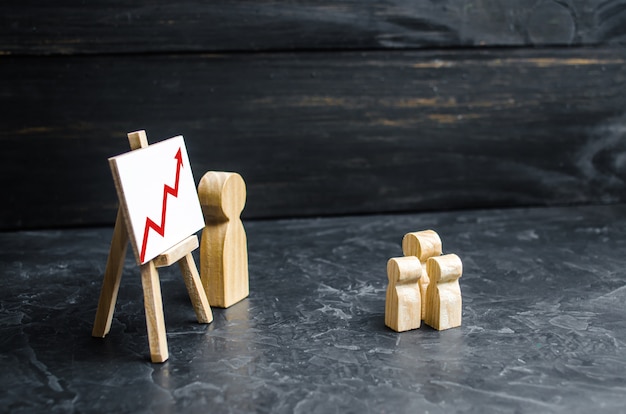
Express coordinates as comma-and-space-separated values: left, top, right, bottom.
139, 147, 184, 263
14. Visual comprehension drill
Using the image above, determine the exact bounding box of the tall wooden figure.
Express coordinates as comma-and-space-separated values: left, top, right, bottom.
385, 256, 422, 332
402, 230, 442, 321
424, 254, 463, 330
198, 171, 249, 308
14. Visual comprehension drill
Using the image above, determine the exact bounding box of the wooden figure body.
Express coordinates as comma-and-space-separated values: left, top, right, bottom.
198, 171, 249, 308
385, 256, 422, 332
424, 253, 463, 330
402, 230, 442, 320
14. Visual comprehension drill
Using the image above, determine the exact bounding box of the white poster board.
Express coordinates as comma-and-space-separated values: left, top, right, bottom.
109, 135, 205, 264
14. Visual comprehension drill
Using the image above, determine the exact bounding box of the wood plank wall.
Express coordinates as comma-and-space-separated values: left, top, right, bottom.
2, 1, 626, 229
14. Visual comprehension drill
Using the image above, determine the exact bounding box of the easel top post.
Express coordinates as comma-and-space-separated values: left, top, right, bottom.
128, 130, 149, 150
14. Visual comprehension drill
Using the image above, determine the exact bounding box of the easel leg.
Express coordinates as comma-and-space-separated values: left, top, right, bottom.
140, 261, 169, 363
178, 253, 213, 324
92, 210, 128, 338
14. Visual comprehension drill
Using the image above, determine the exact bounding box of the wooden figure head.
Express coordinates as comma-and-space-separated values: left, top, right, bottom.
402, 230, 442, 261
427, 253, 462, 284
198, 171, 246, 222
387, 256, 422, 285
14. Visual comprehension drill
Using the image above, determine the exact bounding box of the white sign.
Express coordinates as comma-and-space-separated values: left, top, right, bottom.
109, 136, 205, 264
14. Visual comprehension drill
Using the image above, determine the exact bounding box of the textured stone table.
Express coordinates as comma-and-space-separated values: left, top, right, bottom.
2, 204, 626, 413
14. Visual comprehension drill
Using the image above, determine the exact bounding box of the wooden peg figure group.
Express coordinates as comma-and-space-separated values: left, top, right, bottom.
385, 230, 463, 332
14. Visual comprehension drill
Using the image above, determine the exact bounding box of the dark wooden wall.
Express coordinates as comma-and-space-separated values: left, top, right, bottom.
2, 1, 626, 230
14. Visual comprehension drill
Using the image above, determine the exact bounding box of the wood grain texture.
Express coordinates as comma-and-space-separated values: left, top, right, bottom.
91, 209, 128, 338
424, 253, 463, 331
385, 256, 422, 332
92, 131, 147, 338
402, 230, 443, 320
177, 252, 213, 324
198, 172, 249, 308
153, 235, 199, 268
2, 1, 626, 55
140, 260, 169, 363
2, 47, 626, 229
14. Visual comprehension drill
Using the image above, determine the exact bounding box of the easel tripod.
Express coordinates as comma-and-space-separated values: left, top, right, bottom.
91, 130, 212, 363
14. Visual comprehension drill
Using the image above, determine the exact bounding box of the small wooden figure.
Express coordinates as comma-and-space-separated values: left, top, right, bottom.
424, 253, 463, 331
198, 171, 249, 308
385, 256, 422, 332
401, 230, 442, 320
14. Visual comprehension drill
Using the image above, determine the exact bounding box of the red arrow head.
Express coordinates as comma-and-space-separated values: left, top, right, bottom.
174, 148, 183, 167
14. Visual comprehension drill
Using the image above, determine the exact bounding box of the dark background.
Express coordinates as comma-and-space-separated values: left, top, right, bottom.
2, 1, 626, 230
3, 4, 626, 412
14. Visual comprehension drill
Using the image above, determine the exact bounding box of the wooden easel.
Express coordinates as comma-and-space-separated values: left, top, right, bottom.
92, 130, 212, 363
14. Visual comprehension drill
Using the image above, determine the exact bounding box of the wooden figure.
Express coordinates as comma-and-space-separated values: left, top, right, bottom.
385, 256, 422, 332
92, 130, 212, 363
424, 253, 463, 331
401, 230, 442, 320
198, 171, 249, 308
